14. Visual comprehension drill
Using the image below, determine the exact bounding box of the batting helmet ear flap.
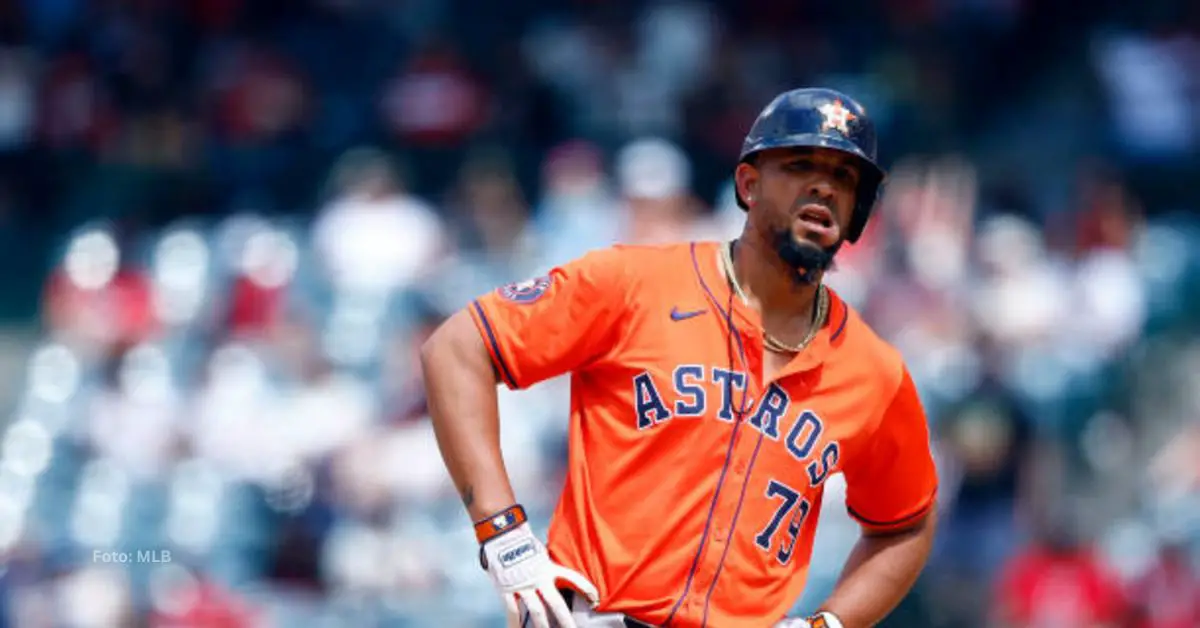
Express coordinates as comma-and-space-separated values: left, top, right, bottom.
846, 166, 886, 243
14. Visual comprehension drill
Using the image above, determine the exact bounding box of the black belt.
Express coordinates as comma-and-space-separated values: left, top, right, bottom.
559, 589, 656, 628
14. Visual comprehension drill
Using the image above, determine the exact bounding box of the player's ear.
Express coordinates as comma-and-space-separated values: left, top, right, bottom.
735, 160, 760, 208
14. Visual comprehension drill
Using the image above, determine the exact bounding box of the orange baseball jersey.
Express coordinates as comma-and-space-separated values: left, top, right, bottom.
468, 241, 938, 627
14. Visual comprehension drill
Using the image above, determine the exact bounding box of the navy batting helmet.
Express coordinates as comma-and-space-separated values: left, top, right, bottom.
736, 88, 885, 243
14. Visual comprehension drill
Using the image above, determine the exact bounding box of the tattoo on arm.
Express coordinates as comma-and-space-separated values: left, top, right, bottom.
461, 485, 475, 509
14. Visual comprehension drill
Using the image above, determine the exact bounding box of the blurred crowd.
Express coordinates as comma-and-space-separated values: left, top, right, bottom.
1, 0, 1200, 627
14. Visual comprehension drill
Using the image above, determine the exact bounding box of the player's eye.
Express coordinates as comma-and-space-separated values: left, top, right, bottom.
785, 159, 815, 172
833, 166, 858, 185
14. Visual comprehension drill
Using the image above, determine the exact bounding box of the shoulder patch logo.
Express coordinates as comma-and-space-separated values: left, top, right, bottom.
498, 275, 552, 304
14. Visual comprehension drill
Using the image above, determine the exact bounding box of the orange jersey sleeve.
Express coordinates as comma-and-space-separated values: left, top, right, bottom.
843, 365, 938, 531
468, 247, 631, 390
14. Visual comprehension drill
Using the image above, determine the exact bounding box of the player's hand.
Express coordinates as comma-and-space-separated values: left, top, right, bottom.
480, 521, 600, 628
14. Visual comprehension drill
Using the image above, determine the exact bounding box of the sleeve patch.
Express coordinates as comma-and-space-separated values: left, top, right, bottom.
498, 275, 552, 303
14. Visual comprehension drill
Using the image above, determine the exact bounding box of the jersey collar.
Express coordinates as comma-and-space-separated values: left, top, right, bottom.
691, 240, 849, 373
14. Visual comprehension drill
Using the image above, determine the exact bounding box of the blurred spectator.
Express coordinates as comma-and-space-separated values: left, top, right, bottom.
448, 149, 534, 264
993, 510, 1130, 628
379, 38, 490, 149
1149, 421, 1200, 497
529, 139, 619, 270
43, 226, 159, 358
271, 322, 375, 468
1125, 539, 1200, 628
855, 156, 979, 402
86, 342, 182, 482
381, 299, 446, 425
886, 156, 977, 294
0, 46, 34, 152
148, 227, 214, 334
970, 213, 1071, 354
56, 565, 135, 628
1062, 164, 1147, 360
205, 41, 309, 146
1092, 29, 1200, 162
147, 566, 262, 628
608, 1, 719, 139
428, 147, 539, 309
311, 147, 446, 298
223, 226, 298, 340
188, 342, 281, 484
930, 337, 1037, 626
36, 52, 120, 153
614, 137, 707, 245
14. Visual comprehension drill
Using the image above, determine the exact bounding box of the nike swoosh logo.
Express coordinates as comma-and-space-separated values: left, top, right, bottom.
670, 307, 707, 321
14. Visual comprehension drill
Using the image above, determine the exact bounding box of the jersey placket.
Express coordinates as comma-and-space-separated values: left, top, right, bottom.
683, 334, 767, 622
672, 242, 771, 623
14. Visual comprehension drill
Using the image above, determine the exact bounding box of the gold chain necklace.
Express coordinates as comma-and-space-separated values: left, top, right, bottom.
720, 241, 829, 354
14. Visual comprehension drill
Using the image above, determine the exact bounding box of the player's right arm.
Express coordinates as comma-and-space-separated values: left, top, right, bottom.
419, 248, 630, 627
420, 247, 632, 518
420, 308, 515, 519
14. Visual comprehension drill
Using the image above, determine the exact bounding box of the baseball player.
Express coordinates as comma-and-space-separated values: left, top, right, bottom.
421, 88, 939, 628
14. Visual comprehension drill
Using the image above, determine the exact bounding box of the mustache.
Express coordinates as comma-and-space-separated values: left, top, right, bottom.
793, 197, 835, 214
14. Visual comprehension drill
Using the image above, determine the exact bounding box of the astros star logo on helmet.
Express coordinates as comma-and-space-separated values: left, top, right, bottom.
818, 100, 856, 135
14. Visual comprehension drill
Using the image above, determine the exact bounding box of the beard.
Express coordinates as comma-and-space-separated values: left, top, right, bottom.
771, 227, 842, 285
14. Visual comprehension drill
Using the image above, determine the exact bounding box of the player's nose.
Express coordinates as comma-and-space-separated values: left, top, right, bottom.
806, 177, 836, 201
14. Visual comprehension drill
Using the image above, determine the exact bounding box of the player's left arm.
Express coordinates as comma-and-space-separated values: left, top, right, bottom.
817, 365, 939, 628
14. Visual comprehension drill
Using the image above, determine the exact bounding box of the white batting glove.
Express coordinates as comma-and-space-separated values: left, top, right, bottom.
477, 508, 599, 628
